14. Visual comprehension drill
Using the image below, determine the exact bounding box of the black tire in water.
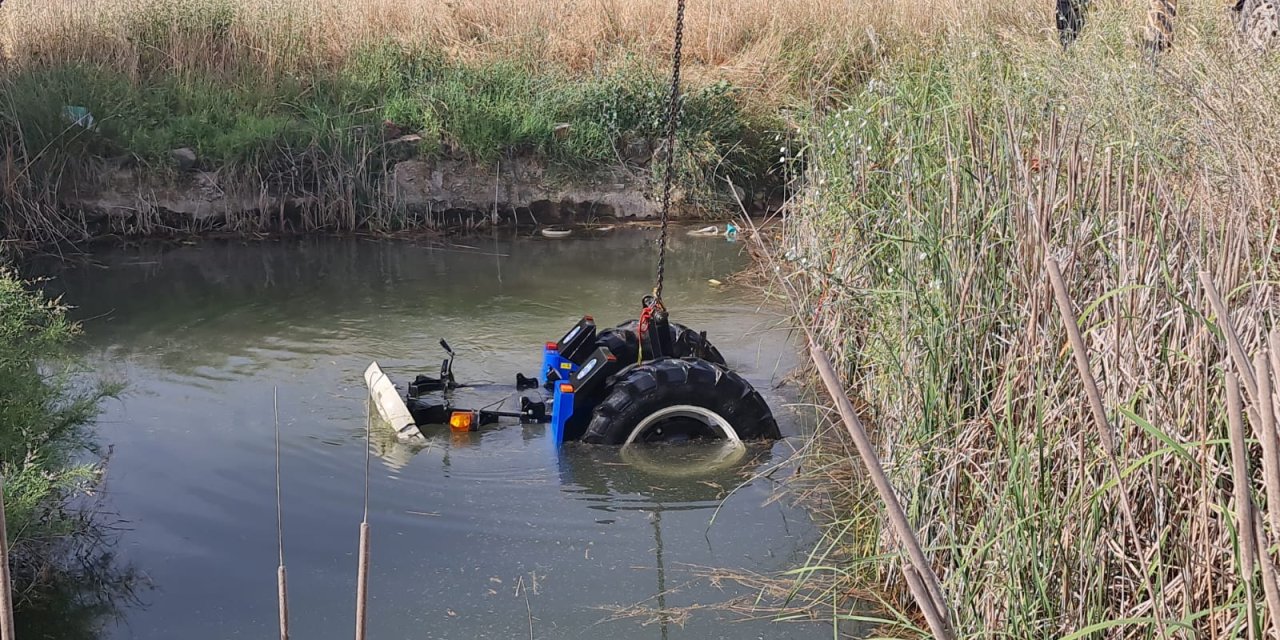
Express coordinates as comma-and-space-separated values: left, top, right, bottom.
582, 357, 780, 445
593, 320, 726, 366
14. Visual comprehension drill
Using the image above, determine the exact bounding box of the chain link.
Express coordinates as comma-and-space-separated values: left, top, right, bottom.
653, 0, 686, 304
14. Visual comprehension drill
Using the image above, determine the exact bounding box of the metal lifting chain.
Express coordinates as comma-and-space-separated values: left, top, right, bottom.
652, 0, 686, 306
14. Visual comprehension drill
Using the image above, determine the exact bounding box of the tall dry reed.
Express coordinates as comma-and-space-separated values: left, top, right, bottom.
0, 0, 1048, 98
774, 2, 1280, 634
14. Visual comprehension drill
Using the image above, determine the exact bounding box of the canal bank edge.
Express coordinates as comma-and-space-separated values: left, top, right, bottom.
46, 151, 774, 243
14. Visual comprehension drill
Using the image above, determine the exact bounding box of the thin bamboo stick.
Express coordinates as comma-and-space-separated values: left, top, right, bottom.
810, 341, 954, 640
1258, 339, 1280, 633
1228, 372, 1260, 638
0, 476, 15, 640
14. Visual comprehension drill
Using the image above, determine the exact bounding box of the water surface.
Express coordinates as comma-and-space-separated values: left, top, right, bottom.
36, 229, 831, 639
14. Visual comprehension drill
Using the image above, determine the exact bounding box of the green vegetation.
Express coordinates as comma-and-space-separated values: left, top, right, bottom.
777, 8, 1280, 637
8, 0, 1280, 636
8, 47, 773, 170
0, 270, 118, 609
1, 30, 780, 243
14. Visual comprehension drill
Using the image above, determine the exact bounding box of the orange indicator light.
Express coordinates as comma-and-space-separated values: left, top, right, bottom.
449, 411, 475, 432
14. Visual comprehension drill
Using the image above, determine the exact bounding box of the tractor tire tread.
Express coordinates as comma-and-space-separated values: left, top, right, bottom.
582, 357, 779, 445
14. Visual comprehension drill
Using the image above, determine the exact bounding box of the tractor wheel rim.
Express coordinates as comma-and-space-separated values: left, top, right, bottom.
625, 404, 742, 445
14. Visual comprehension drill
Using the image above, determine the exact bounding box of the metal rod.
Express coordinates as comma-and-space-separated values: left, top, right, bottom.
364, 400, 372, 524
0, 476, 15, 640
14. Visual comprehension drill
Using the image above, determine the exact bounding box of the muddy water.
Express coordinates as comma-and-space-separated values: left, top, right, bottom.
36, 229, 837, 639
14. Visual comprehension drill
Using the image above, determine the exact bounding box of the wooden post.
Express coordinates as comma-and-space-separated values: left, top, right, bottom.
0, 476, 14, 640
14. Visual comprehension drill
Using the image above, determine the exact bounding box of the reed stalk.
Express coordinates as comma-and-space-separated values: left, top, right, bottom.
274, 389, 290, 640
1227, 371, 1258, 637
773, 27, 1280, 632
354, 401, 372, 640
0, 477, 14, 640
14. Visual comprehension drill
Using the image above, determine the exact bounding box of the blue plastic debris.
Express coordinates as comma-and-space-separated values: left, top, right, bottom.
62, 106, 96, 130
725, 222, 739, 240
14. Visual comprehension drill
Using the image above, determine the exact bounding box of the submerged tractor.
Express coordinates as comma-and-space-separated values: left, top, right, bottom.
387, 299, 780, 446
364, 1, 779, 447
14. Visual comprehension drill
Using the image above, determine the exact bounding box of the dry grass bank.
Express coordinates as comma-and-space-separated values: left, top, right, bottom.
1, 0, 1046, 97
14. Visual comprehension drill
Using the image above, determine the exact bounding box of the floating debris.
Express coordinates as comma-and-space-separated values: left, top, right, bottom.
62, 106, 96, 130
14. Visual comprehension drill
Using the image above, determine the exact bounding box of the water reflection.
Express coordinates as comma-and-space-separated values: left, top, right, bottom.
558, 441, 772, 507
13, 517, 145, 640
30, 231, 825, 640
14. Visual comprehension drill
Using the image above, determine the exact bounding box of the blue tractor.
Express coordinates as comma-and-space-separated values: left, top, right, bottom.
402, 300, 780, 446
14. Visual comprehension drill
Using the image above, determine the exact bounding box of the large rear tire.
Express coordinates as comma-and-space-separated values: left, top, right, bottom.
593, 320, 726, 366
582, 357, 779, 445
